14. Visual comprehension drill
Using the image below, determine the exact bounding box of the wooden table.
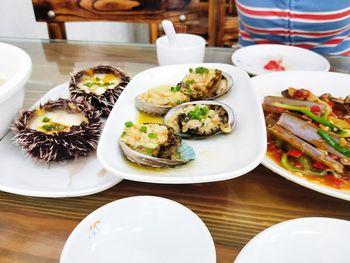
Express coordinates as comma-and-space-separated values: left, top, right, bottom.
1, 38, 350, 263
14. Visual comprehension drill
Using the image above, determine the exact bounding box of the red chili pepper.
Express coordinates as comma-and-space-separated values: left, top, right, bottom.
312, 161, 328, 170
263, 60, 286, 71
329, 154, 340, 161
274, 107, 285, 112
287, 149, 304, 158
324, 175, 344, 189
310, 105, 321, 114
294, 89, 310, 99
293, 161, 303, 169
328, 101, 335, 108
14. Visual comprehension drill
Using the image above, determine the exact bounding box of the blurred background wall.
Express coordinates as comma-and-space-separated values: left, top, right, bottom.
0, 0, 149, 43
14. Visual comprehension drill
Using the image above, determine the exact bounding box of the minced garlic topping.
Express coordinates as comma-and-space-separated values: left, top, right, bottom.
165, 104, 231, 134
139, 85, 190, 106
121, 122, 169, 156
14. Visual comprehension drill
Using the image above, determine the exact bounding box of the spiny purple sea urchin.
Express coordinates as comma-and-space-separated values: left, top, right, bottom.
12, 98, 102, 162
69, 65, 130, 116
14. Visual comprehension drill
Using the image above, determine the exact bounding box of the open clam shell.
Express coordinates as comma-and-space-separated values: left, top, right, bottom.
135, 70, 234, 116
163, 100, 236, 139
209, 72, 233, 99
119, 140, 195, 168
135, 96, 173, 116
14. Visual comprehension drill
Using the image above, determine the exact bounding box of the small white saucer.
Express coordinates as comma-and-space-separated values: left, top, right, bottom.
234, 217, 350, 263
60, 196, 216, 263
232, 44, 330, 76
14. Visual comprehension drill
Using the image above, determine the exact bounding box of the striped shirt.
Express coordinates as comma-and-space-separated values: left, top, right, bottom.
236, 0, 350, 56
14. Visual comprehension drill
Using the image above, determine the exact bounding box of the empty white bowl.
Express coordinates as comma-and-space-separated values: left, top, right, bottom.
235, 217, 350, 263
0, 42, 32, 138
60, 196, 216, 263
156, 34, 206, 65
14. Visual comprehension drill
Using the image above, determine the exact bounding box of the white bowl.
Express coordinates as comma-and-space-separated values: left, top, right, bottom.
60, 196, 216, 263
235, 217, 350, 263
0, 42, 32, 138
156, 34, 206, 65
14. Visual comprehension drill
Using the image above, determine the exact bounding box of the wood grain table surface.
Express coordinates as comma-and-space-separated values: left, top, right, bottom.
1, 38, 350, 263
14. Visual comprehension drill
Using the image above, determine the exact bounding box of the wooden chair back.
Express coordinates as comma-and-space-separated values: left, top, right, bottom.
31, 0, 198, 43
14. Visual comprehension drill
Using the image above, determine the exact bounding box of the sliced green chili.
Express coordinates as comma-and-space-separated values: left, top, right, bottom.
317, 129, 350, 157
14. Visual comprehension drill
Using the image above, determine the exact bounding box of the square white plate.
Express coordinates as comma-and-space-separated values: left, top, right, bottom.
252, 71, 350, 201
97, 63, 266, 184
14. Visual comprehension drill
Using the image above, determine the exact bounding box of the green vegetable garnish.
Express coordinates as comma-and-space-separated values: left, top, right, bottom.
189, 68, 193, 73
146, 148, 153, 155
317, 129, 350, 157
42, 117, 50, 123
185, 79, 195, 85
42, 125, 53, 131
186, 88, 193, 94
125, 121, 134, 128
187, 105, 209, 120
176, 100, 184, 105
83, 82, 94, 88
272, 102, 347, 135
194, 67, 209, 74
148, 133, 157, 139
139, 126, 147, 133
95, 77, 101, 81
170, 85, 181, 92
57, 125, 65, 131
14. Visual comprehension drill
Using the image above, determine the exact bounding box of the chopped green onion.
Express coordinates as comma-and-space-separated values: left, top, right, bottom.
170, 85, 181, 92
42, 124, 53, 131
95, 77, 101, 81
57, 125, 65, 131
125, 121, 134, 128
42, 117, 50, 123
83, 82, 94, 88
148, 133, 157, 139
194, 67, 209, 74
189, 68, 193, 73
176, 100, 184, 105
146, 148, 153, 155
139, 126, 147, 133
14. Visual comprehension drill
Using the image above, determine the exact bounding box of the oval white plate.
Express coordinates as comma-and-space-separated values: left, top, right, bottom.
60, 196, 216, 263
97, 63, 266, 184
235, 217, 350, 263
0, 83, 122, 197
232, 44, 330, 76
252, 71, 350, 201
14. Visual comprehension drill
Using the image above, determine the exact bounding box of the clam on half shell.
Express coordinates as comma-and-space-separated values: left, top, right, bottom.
135, 71, 234, 116
119, 140, 195, 168
163, 100, 236, 139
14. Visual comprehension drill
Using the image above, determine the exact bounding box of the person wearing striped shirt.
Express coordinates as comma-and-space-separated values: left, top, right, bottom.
236, 0, 350, 56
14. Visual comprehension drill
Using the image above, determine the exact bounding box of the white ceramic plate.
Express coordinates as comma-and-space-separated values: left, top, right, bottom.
0, 83, 121, 197
235, 217, 350, 263
97, 63, 266, 184
252, 71, 350, 201
232, 44, 330, 76
60, 196, 216, 263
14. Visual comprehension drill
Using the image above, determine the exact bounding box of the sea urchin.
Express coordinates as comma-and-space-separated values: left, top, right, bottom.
69, 65, 130, 116
12, 98, 102, 162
